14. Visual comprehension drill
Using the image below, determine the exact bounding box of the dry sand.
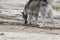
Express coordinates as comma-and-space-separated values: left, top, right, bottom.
0, 16, 60, 40
0, 16, 60, 34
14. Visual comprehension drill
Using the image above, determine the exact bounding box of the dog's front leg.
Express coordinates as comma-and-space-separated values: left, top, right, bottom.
32, 15, 39, 27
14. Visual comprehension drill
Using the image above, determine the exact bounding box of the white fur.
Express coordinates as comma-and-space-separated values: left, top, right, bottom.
39, 4, 54, 27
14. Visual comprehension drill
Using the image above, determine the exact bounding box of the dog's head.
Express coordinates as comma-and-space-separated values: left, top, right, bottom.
21, 11, 28, 19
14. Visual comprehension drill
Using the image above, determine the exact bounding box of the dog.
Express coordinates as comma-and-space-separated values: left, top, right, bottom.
22, 0, 54, 27
39, 0, 54, 27
22, 0, 40, 26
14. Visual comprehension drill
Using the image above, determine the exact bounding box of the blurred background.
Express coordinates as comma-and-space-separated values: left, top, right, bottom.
0, 0, 60, 26
0, 0, 60, 16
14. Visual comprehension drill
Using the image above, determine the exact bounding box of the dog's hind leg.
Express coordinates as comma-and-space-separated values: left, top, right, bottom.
48, 10, 54, 27
41, 14, 46, 27
51, 17, 54, 28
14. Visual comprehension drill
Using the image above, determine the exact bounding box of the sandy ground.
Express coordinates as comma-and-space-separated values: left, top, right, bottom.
0, 16, 60, 40
0, 16, 60, 34
0, 32, 60, 40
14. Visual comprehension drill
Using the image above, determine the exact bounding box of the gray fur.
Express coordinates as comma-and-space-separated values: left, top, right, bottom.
39, 0, 54, 27
22, 0, 54, 27
22, 0, 41, 26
